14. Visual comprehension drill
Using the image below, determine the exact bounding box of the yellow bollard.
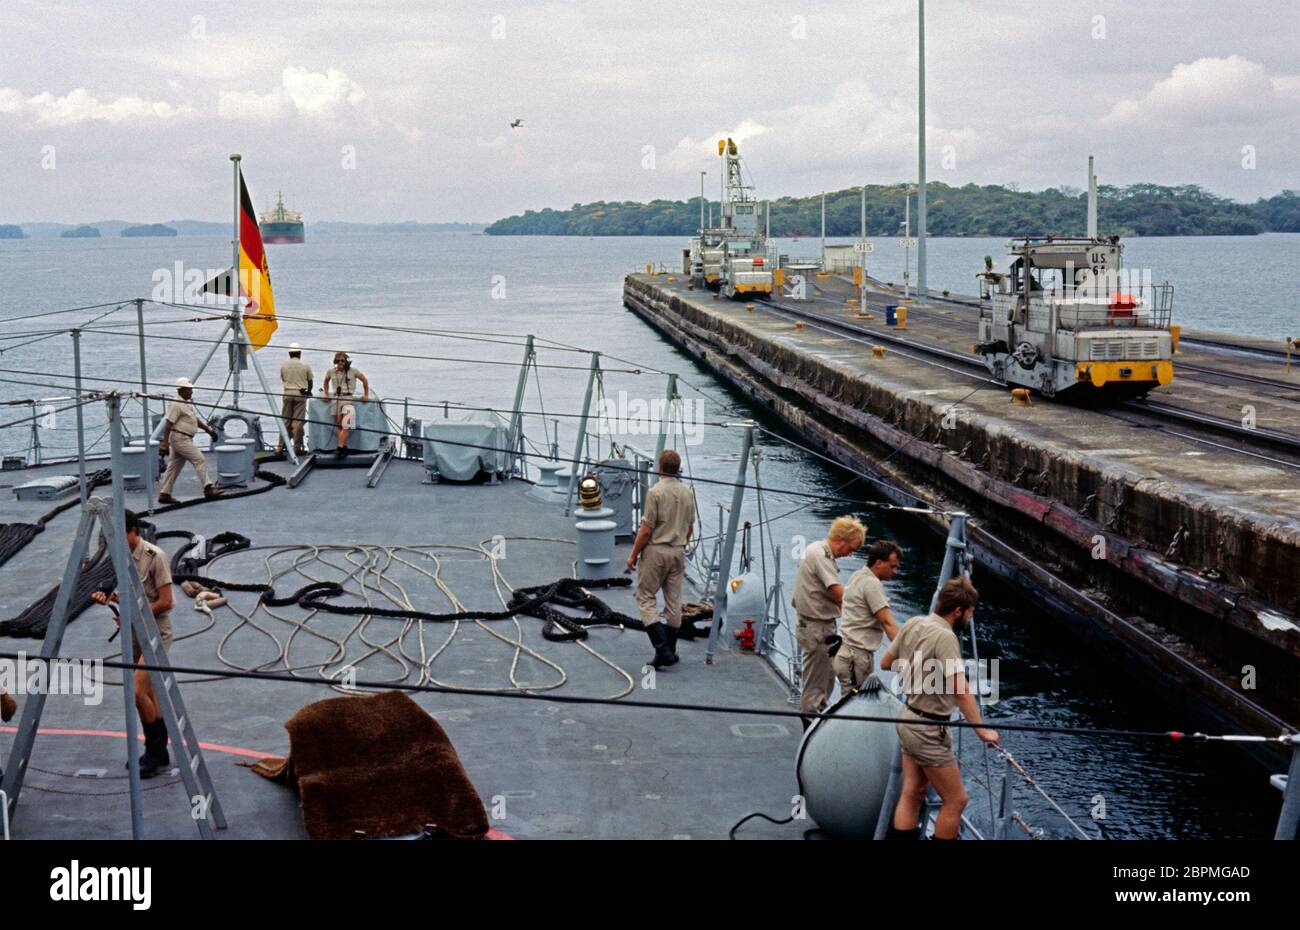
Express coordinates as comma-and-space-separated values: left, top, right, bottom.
1170, 324, 1181, 354
667, 276, 675, 283
645, 263, 652, 274
1010, 388, 1032, 406
897, 306, 908, 329
773, 268, 785, 288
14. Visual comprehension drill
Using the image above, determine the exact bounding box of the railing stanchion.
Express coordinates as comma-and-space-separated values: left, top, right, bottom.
705, 422, 753, 664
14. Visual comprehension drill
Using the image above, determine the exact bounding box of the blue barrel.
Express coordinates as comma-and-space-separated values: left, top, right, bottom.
885, 304, 899, 326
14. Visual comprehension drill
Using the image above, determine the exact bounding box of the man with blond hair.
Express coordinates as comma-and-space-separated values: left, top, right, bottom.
792, 515, 866, 724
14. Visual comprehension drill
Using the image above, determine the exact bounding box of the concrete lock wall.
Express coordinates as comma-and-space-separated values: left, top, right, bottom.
623, 275, 1300, 726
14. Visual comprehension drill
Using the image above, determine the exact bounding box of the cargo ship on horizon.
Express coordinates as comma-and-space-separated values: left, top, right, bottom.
259, 192, 305, 244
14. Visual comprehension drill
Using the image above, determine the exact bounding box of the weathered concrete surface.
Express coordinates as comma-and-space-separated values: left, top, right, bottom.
625, 273, 1300, 729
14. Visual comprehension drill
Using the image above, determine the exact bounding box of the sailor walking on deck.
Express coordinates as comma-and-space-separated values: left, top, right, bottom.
277, 342, 312, 456
880, 576, 999, 840
792, 516, 865, 725
157, 377, 222, 505
626, 449, 696, 669
91, 509, 176, 778
324, 351, 369, 457
832, 539, 901, 694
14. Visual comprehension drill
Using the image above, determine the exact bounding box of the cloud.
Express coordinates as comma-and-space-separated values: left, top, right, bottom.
218, 67, 367, 121
661, 81, 977, 190
0, 86, 191, 126
1101, 56, 1283, 127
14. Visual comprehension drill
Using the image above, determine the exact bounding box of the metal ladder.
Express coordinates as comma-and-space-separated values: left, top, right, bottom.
1, 499, 225, 839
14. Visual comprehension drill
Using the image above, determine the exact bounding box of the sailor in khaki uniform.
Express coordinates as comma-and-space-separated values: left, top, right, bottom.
324, 351, 369, 457
277, 342, 313, 455
626, 449, 696, 669
880, 576, 998, 840
792, 516, 866, 724
157, 377, 221, 504
91, 510, 176, 778
832, 539, 901, 693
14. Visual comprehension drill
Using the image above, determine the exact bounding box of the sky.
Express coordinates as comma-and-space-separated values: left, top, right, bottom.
1, 0, 1298, 224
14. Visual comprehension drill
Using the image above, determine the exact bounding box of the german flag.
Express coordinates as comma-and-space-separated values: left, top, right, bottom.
203, 165, 277, 349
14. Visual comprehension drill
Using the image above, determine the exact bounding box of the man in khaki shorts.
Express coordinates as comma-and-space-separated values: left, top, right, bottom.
324, 351, 370, 457
157, 377, 222, 504
792, 516, 866, 725
833, 539, 901, 694
91, 510, 176, 778
626, 449, 696, 669
880, 576, 998, 839
277, 342, 313, 456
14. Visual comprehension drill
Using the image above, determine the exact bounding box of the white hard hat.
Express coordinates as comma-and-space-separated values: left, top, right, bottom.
289, 342, 301, 350
176, 377, 194, 389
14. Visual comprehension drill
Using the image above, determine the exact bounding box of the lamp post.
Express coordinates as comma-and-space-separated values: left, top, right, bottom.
699, 171, 707, 232
917, 0, 928, 298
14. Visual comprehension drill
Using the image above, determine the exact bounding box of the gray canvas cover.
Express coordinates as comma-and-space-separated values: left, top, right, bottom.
422, 410, 509, 481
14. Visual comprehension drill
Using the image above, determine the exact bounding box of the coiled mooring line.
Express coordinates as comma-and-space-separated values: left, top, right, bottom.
171, 563, 637, 638
144, 529, 653, 699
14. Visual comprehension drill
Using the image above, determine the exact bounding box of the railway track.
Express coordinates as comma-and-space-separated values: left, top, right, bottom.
759, 293, 1300, 469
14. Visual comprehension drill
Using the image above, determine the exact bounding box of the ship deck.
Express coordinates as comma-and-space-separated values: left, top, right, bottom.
0, 456, 805, 840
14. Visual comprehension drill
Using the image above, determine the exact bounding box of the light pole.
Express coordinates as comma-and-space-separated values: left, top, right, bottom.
901, 186, 917, 299
859, 186, 867, 310
820, 191, 826, 268
699, 171, 707, 232
917, 0, 928, 298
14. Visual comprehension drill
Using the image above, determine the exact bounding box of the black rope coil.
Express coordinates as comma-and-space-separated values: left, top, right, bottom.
169, 563, 639, 643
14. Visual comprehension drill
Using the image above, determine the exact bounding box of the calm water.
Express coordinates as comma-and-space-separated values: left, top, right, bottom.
0, 232, 1288, 838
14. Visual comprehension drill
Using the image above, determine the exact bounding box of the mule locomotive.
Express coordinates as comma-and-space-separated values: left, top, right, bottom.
975, 235, 1175, 399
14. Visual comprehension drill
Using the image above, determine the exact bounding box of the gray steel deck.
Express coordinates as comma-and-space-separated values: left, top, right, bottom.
0, 456, 803, 839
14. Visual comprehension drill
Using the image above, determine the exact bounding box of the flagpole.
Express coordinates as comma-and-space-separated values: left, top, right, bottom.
230, 153, 242, 412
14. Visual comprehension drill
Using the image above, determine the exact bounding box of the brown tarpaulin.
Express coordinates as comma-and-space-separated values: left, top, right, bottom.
247, 690, 489, 840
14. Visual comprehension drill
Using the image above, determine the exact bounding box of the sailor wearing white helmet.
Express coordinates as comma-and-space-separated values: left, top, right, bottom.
158, 377, 222, 504
277, 341, 313, 456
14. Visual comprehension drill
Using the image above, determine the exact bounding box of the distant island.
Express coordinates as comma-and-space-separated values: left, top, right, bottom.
61, 225, 101, 239
486, 184, 1300, 238
121, 224, 178, 238
0, 225, 25, 240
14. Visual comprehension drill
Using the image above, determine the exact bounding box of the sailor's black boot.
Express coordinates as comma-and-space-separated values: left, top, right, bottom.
885, 825, 922, 840
139, 719, 170, 779
665, 624, 680, 657
646, 623, 678, 669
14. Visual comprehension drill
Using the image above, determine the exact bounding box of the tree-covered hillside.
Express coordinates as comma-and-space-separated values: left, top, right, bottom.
486, 183, 1299, 237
